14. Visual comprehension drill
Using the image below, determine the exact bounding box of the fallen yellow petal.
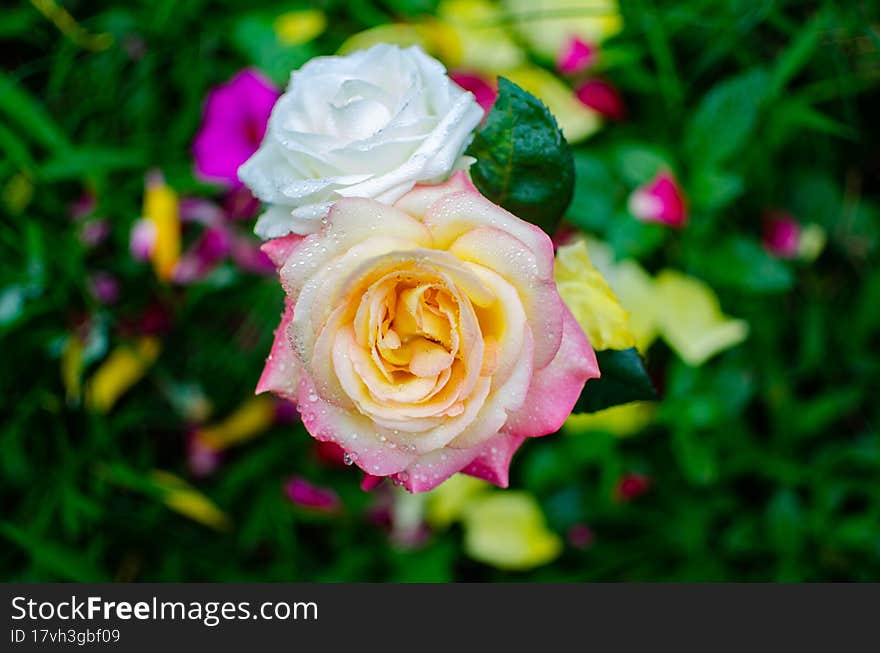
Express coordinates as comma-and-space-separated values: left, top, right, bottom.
582, 238, 660, 352
194, 396, 276, 451
274, 9, 326, 46
143, 174, 180, 282
462, 492, 562, 571
564, 401, 655, 437
85, 337, 160, 413
425, 474, 491, 529
502, 0, 623, 62
555, 239, 636, 350
151, 470, 231, 531
653, 270, 749, 366
60, 334, 83, 403
437, 0, 524, 73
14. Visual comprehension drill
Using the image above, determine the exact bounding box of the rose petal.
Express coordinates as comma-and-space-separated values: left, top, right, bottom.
504, 302, 599, 438
255, 301, 301, 402
461, 432, 527, 488
260, 232, 306, 268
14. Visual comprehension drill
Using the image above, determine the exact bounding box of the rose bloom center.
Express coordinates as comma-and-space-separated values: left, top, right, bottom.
334, 255, 501, 427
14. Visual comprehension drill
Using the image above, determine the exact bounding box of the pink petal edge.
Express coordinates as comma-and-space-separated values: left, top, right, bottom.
255, 301, 301, 402
504, 302, 599, 439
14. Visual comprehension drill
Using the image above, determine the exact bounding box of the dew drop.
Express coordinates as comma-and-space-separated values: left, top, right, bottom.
343, 453, 354, 466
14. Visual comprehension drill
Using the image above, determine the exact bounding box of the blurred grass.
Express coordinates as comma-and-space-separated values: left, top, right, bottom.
1, 0, 879, 581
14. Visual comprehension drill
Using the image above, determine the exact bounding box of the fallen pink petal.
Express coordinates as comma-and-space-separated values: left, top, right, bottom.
763, 212, 801, 258
450, 71, 497, 114
285, 476, 342, 514
628, 170, 688, 228
575, 79, 626, 121
557, 37, 597, 75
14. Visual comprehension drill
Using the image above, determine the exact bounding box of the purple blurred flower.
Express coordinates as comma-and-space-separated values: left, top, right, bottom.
229, 234, 275, 276
88, 271, 120, 305
130, 219, 157, 261
69, 191, 96, 220
763, 212, 801, 259
172, 226, 232, 284
187, 433, 223, 478
179, 197, 226, 226
567, 524, 594, 549
223, 186, 261, 221
615, 472, 652, 502
285, 477, 342, 514
192, 69, 280, 188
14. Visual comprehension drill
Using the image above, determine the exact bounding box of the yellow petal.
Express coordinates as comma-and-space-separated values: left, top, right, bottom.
85, 337, 160, 413
2, 172, 34, 214
425, 474, 491, 529
274, 9, 327, 46
60, 334, 83, 402
143, 174, 180, 282
502, 0, 623, 61
151, 470, 231, 531
563, 401, 655, 437
798, 224, 826, 262
503, 66, 600, 143
555, 239, 636, 350
583, 238, 660, 352
338, 22, 462, 67
653, 270, 749, 366
437, 0, 525, 73
461, 492, 562, 570
194, 396, 277, 451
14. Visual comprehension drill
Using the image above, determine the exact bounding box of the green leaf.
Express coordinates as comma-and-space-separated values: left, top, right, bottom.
683, 68, 768, 166
685, 235, 794, 294
0, 522, 107, 582
0, 73, 70, 151
39, 147, 146, 182
565, 151, 617, 232
232, 15, 317, 87
672, 429, 717, 486
688, 167, 744, 212
466, 77, 574, 235
574, 348, 657, 413
768, 9, 827, 98
771, 99, 857, 140
612, 143, 670, 187
605, 211, 667, 260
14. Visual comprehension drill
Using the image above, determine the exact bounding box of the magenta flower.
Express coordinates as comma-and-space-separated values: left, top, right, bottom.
172, 226, 232, 284
567, 523, 594, 549
129, 219, 156, 261
284, 477, 342, 514
187, 433, 223, 478
575, 79, 626, 121
450, 71, 497, 114
192, 69, 280, 188
628, 170, 688, 228
763, 212, 801, 259
615, 472, 652, 502
88, 271, 120, 305
557, 37, 597, 75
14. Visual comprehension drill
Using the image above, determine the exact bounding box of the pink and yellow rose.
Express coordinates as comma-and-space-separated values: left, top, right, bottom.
257, 173, 599, 492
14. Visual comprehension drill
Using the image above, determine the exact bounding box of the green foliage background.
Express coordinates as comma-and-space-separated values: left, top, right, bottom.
1, 0, 879, 581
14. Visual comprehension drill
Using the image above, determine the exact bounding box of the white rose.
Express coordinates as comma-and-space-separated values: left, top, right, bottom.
238, 44, 485, 239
